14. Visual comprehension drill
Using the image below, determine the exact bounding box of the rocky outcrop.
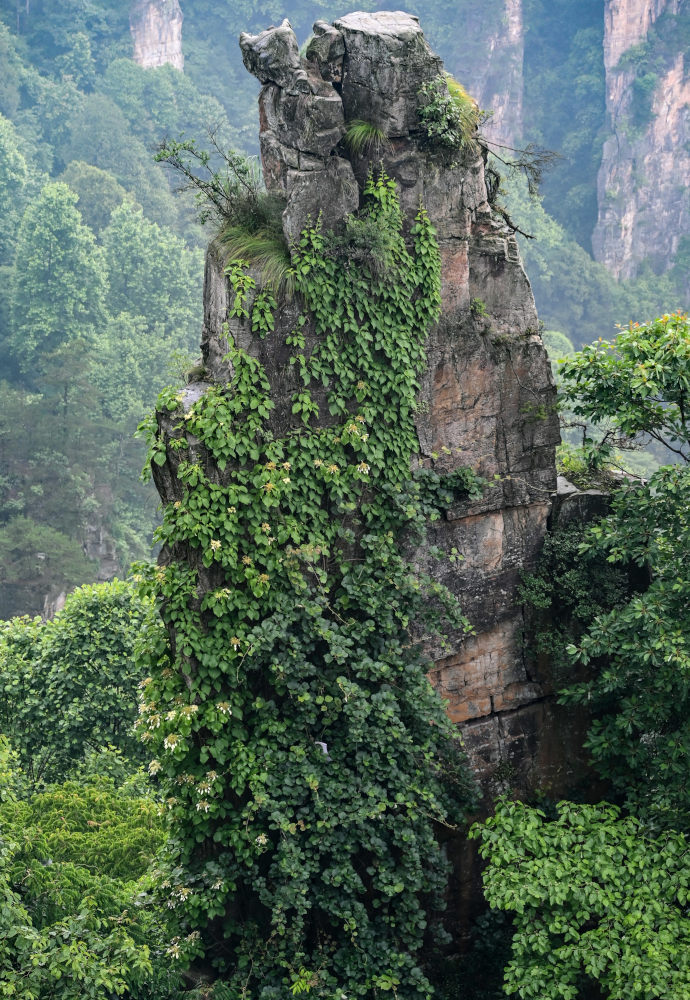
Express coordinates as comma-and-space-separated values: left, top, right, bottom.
151, 12, 563, 800
593, 0, 690, 280
130, 0, 184, 71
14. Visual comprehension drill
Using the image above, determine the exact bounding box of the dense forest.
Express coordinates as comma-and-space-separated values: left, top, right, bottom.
0, 2, 689, 998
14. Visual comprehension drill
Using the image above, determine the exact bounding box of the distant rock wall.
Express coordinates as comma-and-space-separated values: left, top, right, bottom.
130, 0, 184, 71
593, 0, 690, 280
471, 0, 525, 148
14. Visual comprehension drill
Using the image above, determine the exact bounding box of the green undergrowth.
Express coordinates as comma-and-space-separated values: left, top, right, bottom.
417, 73, 480, 159
136, 172, 482, 998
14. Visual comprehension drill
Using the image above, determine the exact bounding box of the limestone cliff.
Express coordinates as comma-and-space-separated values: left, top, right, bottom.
593, 0, 690, 280
153, 13, 569, 799
130, 0, 184, 71
468, 0, 524, 148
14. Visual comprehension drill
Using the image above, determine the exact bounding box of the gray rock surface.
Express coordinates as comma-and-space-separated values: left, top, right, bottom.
239, 19, 310, 94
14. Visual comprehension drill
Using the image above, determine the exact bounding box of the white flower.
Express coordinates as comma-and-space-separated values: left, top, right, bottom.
196, 799, 211, 813
148, 760, 162, 775
164, 733, 180, 751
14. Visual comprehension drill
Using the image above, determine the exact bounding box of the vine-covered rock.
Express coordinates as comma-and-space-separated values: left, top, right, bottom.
140, 10, 562, 993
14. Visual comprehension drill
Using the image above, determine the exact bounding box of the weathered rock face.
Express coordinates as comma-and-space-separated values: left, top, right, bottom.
130, 0, 184, 71
160, 12, 562, 800
469, 0, 525, 148
593, 0, 690, 281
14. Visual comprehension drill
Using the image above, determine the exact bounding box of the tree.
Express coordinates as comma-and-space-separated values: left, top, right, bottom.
0, 579, 163, 784
0, 113, 29, 267
60, 93, 179, 226
554, 312, 690, 830
476, 313, 690, 999
102, 202, 203, 343
0, 516, 96, 621
471, 799, 690, 1000
559, 463, 690, 831
559, 311, 690, 461
55, 31, 96, 90
0, 761, 177, 1000
100, 58, 227, 152
8, 181, 106, 376
59, 160, 129, 233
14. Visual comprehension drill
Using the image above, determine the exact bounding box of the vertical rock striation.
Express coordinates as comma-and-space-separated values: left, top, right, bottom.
156, 13, 564, 800
130, 0, 184, 71
593, 0, 690, 281
471, 0, 525, 147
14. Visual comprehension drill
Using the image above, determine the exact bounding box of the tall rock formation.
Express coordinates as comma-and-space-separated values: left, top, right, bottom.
593, 0, 690, 280
153, 13, 565, 806
130, 0, 184, 71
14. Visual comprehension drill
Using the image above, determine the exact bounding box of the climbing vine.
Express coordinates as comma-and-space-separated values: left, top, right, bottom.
136, 173, 481, 999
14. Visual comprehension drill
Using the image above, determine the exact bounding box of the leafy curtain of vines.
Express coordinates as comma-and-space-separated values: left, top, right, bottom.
136, 173, 481, 999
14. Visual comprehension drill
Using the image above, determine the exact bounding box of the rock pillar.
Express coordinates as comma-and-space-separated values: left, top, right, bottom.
130, 0, 184, 71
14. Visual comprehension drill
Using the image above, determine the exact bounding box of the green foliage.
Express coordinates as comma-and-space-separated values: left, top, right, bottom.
323, 205, 408, 280
561, 463, 690, 831
470, 297, 488, 318
99, 59, 228, 155
417, 74, 480, 157
541, 329, 574, 362
472, 799, 690, 1000
0, 579, 164, 785
0, 770, 180, 1000
138, 173, 480, 996
102, 201, 203, 339
219, 225, 292, 294
9, 181, 107, 375
1, 777, 164, 881
60, 92, 179, 225
0, 113, 31, 267
559, 311, 690, 462
59, 160, 130, 233
503, 172, 685, 348
0, 515, 97, 621
519, 522, 629, 664
156, 133, 264, 227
